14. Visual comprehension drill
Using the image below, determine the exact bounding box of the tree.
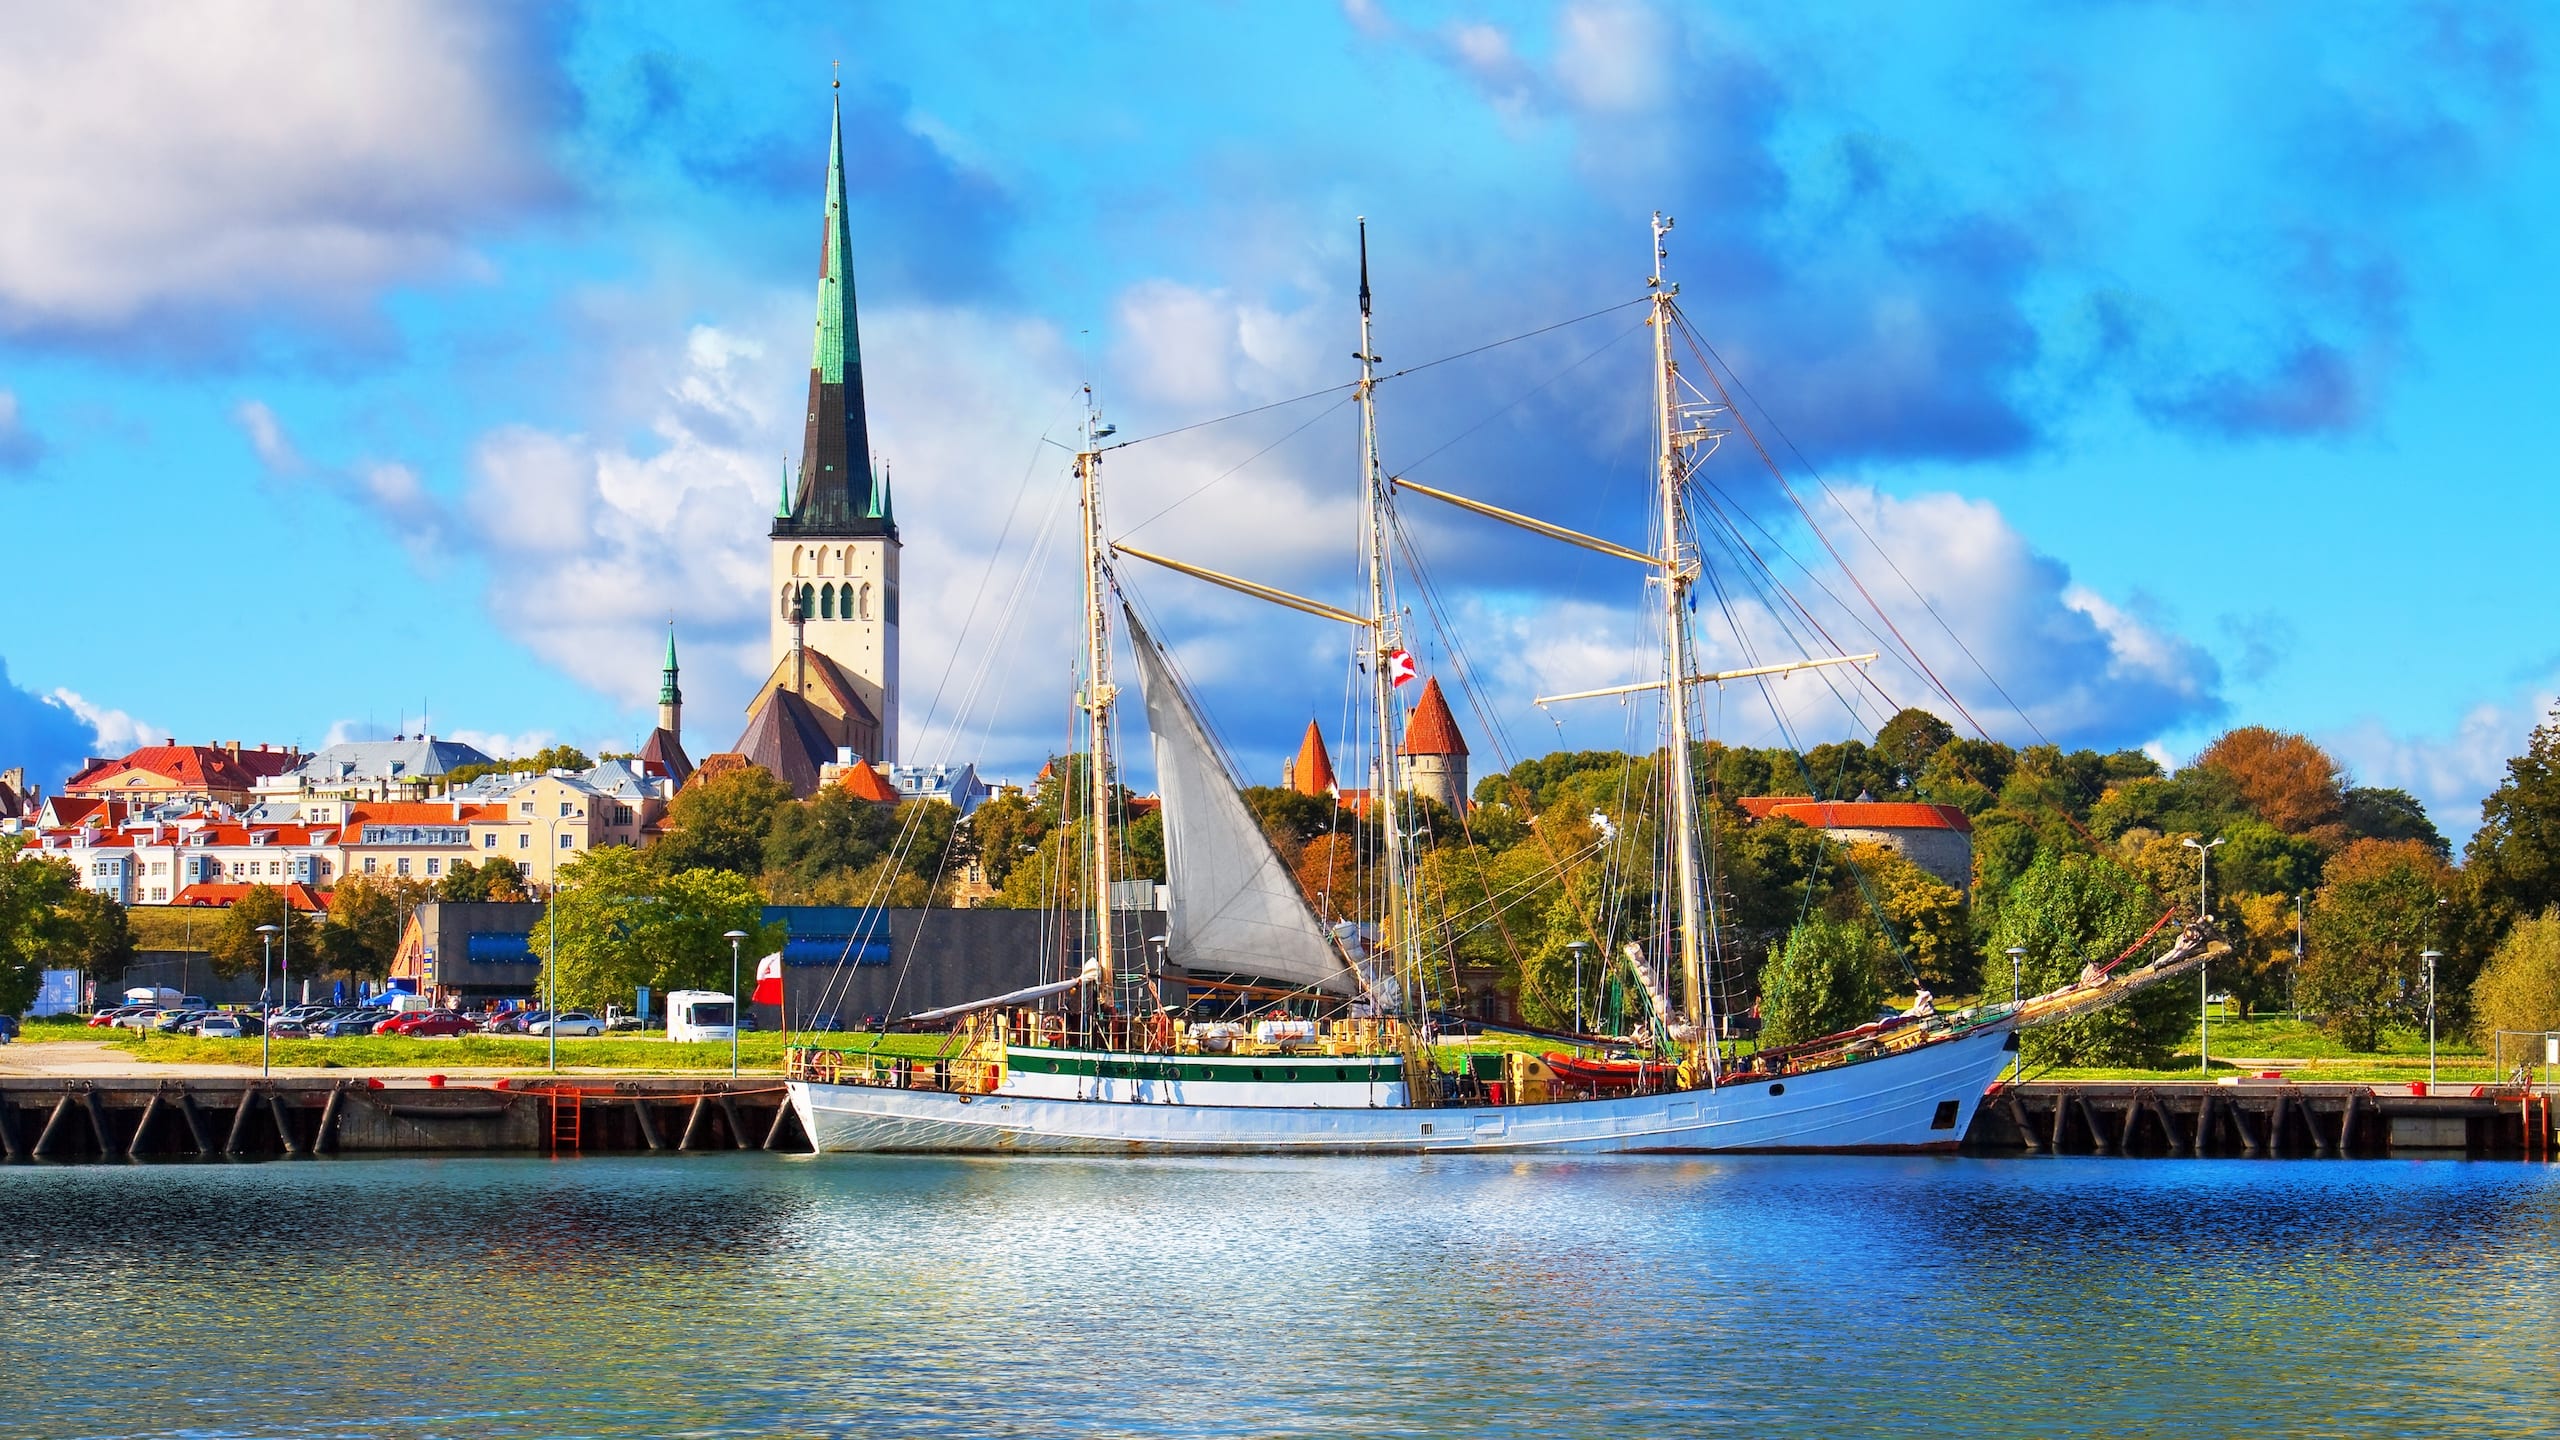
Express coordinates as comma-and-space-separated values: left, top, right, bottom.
651, 764, 794, 878
1872, 708, 1955, 790
54, 887, 136, 977
1989, 850, 2186, 1067
2301, 838, 2454, 1050
2192, 726, 2346, 839
436, 858, 527, 903
318, 873, 429, 985
537, 847, 777, 1010
0, 842, 79, 1015
766, 786, 904, 895
954, 788, 1049, 891
445, 745, 596, 787
2341, 786, 2447, 858
206, 886, 320, 986
1293, 832, 1372, 923
2466, 704, 2560, 934
1830, 842, 1973, 995
2471, 911, 2560, 1054
1758, 918, 1888, 1046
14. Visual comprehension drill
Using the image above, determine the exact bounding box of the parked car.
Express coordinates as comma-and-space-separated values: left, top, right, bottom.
604, 1014, 648, 1033
194, 1014, 243, 1039
802, 1011, 847, 1032
112, 1009, 164, 1031
0, 1014, 19, 1043
316, 1011, 391, 1038
528, 1012, 603, 1037
377, 1011, 476, 1038
88, 1006, 147, 1028
483, 1009, 548, 1035
151, 1010, 209, 1033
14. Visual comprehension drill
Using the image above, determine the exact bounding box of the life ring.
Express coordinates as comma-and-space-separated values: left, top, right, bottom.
1040, 1014, 1067, 1045
1148, 1013, 1175, 1051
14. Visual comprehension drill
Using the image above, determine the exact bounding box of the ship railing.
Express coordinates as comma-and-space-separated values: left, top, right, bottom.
789, 1046, 1001, 1095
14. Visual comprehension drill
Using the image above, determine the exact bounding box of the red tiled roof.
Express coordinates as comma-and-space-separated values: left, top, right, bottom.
1285, 719, 1336, 796
64, 743, 301, 795
837, 756, 900, 804
345, 801, 506, 827
1738, 797, 1972, 833
167, 882, 331, 912
1399, 678, 1468, 758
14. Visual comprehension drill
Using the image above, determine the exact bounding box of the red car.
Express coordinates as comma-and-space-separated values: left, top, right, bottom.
374, 1010, 476, 1038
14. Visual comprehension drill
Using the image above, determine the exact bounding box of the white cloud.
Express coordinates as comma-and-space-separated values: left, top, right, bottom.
2327, 683, 2557, 847
1554, 0, 1672, 115
0, 1, 564, 335
0, 390, 42, 471
48, 688, 158, 753
234, 401, 305, 475
232, 402, 452, 560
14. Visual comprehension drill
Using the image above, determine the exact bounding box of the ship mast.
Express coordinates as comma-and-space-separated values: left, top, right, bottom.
1076, 392, 1118, 997
1649, 214, 1721, 1076
1356, 219, 1417, 1013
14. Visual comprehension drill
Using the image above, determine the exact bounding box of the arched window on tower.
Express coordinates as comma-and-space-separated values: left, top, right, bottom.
821, 583, 836, 620
792, 549, 804, 577
859, 583, 873, 621
797, 583, 815, 621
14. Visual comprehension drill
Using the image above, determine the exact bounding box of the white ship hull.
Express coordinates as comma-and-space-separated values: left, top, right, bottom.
790, 1021, 2019, 1155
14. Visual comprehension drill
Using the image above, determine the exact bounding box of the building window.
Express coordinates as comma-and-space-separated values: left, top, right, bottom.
397, 858, 411, 876
558, 833, 573, 849
151, 887, 166, 901
427, 858, 442, 876
798, 582, 814, 620
318, 861, 332, 877
516, 861, 531, 876
483, 833, 496, 849
820, 582, 836, 620
365, 858, 378, 874
859, 583, 872, 621
519, 833, 530, 850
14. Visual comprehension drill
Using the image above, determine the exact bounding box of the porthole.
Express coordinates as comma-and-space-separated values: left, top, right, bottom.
1769, 1082, 1785, 1097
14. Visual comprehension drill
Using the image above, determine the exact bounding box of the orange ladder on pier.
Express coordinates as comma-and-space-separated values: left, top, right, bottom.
549, 1088, 584, 1152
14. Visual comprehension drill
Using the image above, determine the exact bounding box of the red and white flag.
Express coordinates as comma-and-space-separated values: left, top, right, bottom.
750, 952, 784, 1006
1386, 649, 1417, 687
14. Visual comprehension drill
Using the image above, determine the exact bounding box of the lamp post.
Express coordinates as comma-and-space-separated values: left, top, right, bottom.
2006, 946, 2025, 1007
2420, 949, 2441, 1090
541, 814, 566, 1073
2293, 891, 2306, 1019
724, 930, 748, 1078
255, 924, 281, 1077
2182, 836, 2224, 1073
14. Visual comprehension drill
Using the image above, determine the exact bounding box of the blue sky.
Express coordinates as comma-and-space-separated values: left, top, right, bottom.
0, 1, 2551, 841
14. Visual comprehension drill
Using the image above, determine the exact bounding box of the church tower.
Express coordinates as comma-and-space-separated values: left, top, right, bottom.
768, 78, 900, 762
657, 625, 682, 737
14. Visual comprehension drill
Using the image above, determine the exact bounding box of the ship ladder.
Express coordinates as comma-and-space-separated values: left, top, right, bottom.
550, 1088, 585, 1153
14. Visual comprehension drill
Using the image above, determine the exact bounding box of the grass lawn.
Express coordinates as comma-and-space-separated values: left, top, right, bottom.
2037, 1014, 2516, 1085
97, 1028, 958, 1072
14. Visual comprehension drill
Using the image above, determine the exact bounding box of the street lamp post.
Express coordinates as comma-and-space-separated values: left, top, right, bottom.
2293, 891, 2306, 1019
2006, 946, 2025, 1007
2421, 949, 2441, 1090
255, 924, 281, 1077
541, 814, 565, 1074
724, 930, 748, 1078
2182, 836, 2224, 1073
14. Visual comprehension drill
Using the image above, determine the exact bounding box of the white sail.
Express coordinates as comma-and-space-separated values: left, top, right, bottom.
1124, 605, 1357, 996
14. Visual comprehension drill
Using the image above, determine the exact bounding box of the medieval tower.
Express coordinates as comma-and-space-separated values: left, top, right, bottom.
767, 79, 900, 763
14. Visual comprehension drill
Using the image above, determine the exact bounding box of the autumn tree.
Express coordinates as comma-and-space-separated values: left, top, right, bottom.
2466, 704, 2560, 935
206, 886, 320, 985
2470, 910, 2560, 1051
317, 873, 430, 985
1293, 832, 1372, 924
2192, 726, 2346, 839
2300, 838, 2454, 1050
1990, 850, 2186, 1067
1873, 708, 1956, 791
436, 858, 526, 903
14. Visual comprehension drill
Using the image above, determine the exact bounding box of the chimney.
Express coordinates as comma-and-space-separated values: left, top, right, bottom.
164, 738, 176, 747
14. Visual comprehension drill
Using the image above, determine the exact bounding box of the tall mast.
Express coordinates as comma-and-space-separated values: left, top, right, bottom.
1356, 219, 1415, 1008
1077, 392, 1118, 995
1650, 213, 1720, 1075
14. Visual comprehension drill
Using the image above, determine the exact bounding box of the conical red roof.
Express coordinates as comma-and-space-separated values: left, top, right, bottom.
1285, 719, 1336, 796
839, 755, 901, 804
1400, 678, 1468, 757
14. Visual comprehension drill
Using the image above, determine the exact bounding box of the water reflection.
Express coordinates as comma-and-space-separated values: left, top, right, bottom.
2, 1154, 2556, 1438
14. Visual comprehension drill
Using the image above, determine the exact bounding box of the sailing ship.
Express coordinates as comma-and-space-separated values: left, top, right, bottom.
787, 218, 2222, 1155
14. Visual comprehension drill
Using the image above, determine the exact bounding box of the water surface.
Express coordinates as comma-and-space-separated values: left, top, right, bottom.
2, 1153, 2555, 1438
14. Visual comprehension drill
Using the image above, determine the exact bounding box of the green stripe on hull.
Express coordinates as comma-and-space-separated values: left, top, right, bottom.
1008, 1050, 1404, 1085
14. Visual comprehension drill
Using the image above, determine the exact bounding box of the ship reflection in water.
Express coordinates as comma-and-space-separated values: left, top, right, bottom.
2, 1154, 2556, 1437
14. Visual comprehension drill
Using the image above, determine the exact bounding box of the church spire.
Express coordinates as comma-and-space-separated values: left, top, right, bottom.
657, 623, 683, 737
775, 77, 889, 539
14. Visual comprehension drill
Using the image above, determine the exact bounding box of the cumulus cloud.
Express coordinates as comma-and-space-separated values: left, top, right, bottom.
2326, 681, 2560, 848
0, 391, 43, 472
0, 1, 570, 340
233, 402, 454, 562
0, 659, 154, 790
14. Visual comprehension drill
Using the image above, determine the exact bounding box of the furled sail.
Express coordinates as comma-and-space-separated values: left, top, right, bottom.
1123, 605, 1357, 996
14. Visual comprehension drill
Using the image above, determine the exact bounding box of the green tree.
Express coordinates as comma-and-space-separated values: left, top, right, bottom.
2341, 786, 2447, 858
318, 872, 428, 985
435, 857, 526, 903
0, 841, 79, 1015
537, 846, 777, 1010
954, 788, 1050, 891
1758, 918, 1888, 1046
2471, 910, 2560, 1053
651, 764, 794, 878
2301, 838, 2454, 1050
54, 886, 136, 977
1873, 708, 1956, 790
2466, 705, 2560, 935
206, 886, 320, 985
1914, 738, 2014, 814
1990, 849, 2186, 1067
445, 744, 596, 787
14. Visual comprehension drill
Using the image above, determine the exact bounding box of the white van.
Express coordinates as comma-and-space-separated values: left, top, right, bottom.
666, 990, 738, 1043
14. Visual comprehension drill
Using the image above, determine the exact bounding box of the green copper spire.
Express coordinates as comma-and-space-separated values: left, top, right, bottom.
774, 80, 888, 538
778, 457, 793, 519
659, 624, 681, 707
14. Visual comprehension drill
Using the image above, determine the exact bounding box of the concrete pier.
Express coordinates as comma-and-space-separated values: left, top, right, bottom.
1965, 1080, 2558, 1160
0, 1077, 807, 1162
